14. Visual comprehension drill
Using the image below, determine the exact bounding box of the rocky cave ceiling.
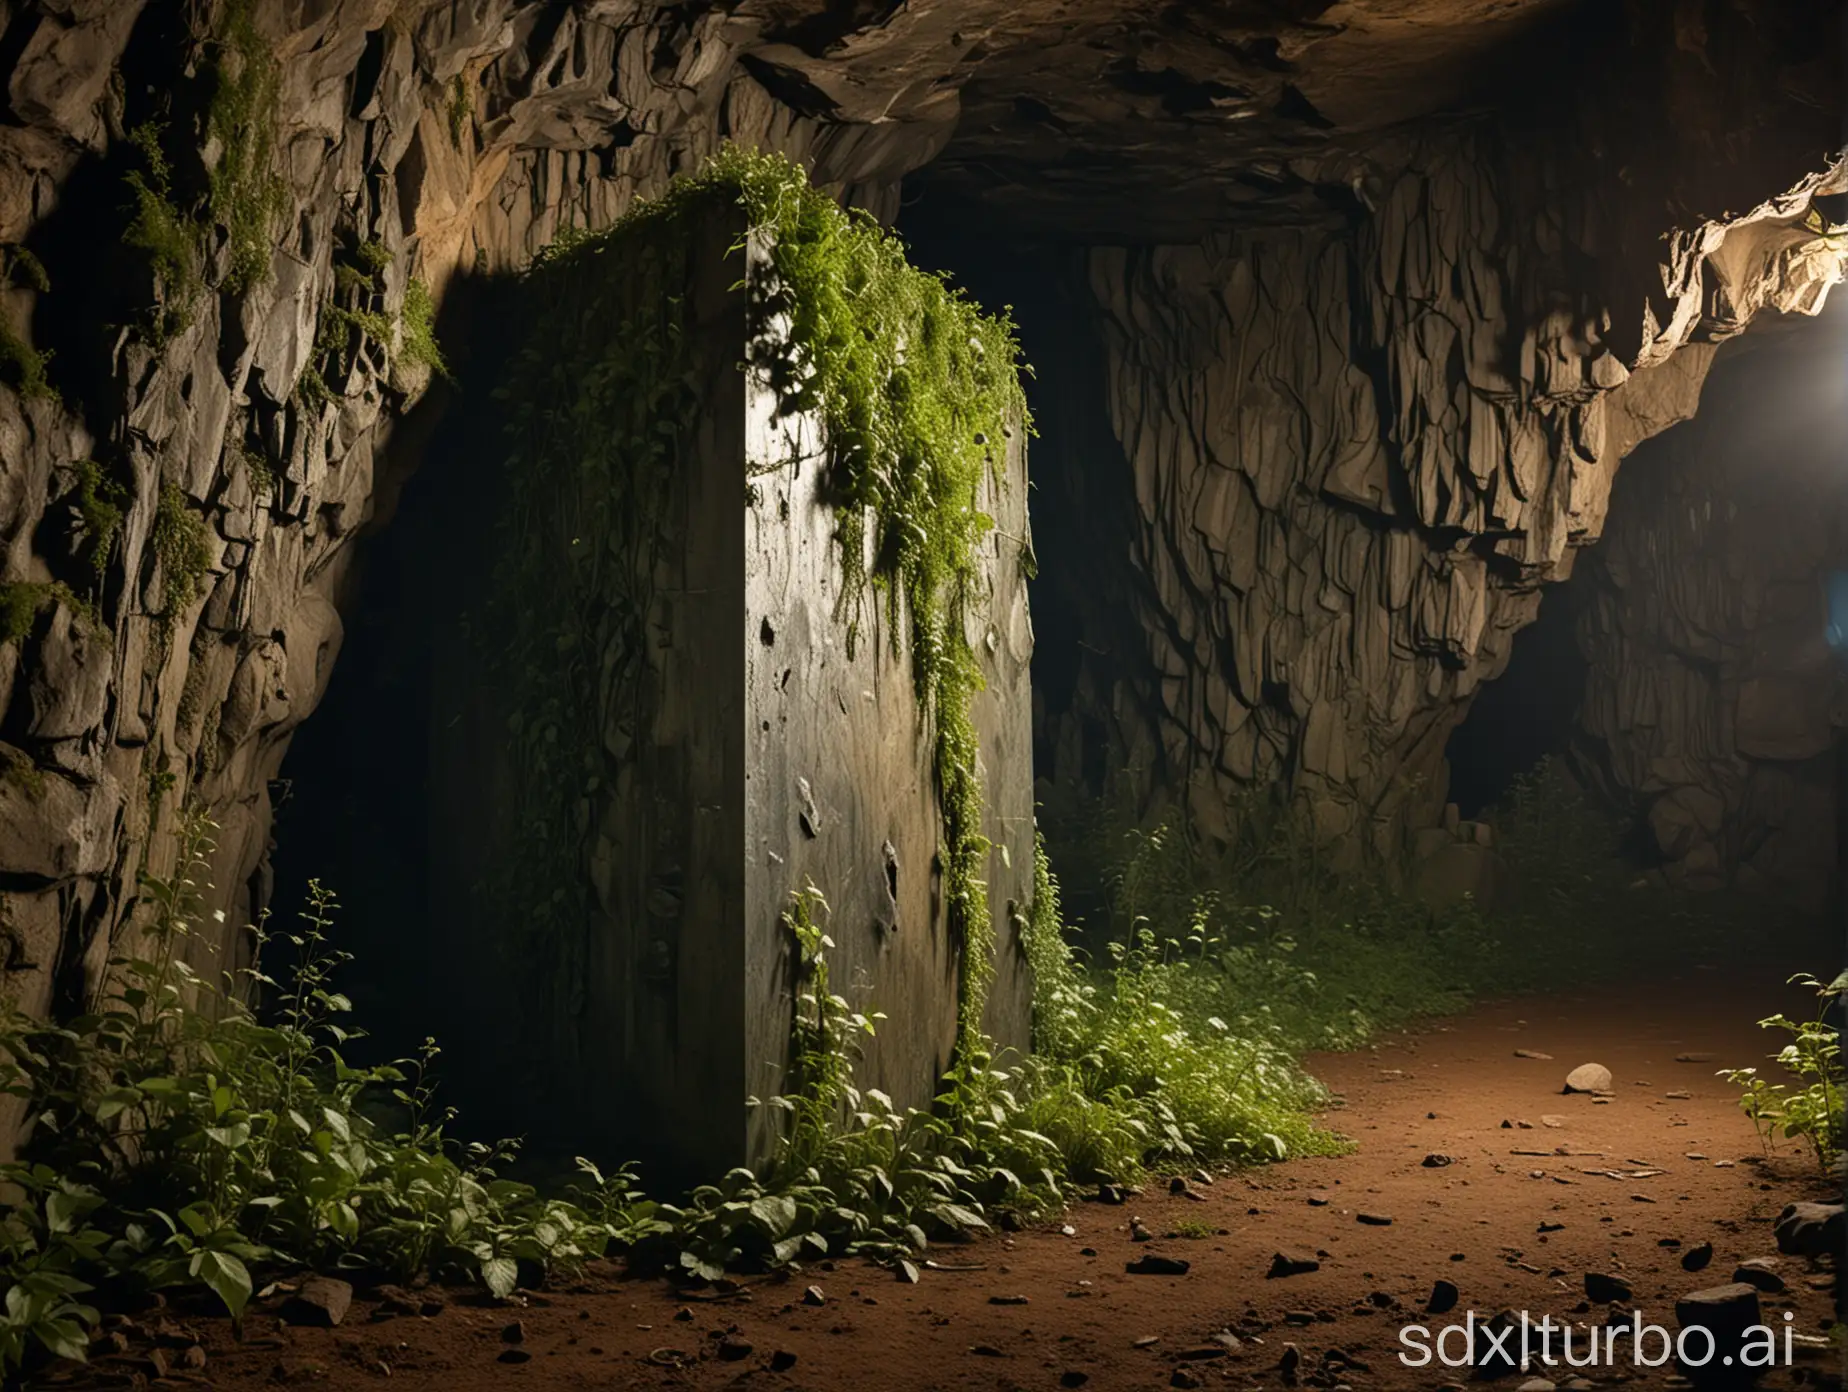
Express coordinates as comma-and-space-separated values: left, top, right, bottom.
706, 0, 1837, 238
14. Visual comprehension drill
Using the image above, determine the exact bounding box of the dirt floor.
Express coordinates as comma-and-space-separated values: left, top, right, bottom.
42, 957, 1845, 1392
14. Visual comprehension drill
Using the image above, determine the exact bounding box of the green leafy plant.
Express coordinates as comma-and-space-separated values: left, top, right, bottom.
1721, 971, 1845, 1175
0, 817, 650, 1377
151, 484, 214, 621
122, 122, 201, 342
0, 245, 54, 401
204, 0, 288, 293
477, 147, 1028, 1075
398, 278, 448, 379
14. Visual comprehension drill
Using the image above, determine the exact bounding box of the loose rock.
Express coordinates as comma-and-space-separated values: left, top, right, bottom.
1268, 1249, 1320, 1278
284, 1277, 354, 1329
1426, 1279, 1460, 1313
1584, 1272, 1632, 1303
1674, 1282, 1762, 1369
1774, 1202, 1844, 1258
1127, 1255, 1191, 1276
1563, 1063, 1612, 1093
1681, 1242, 1714, 1272
1731, 1259, 1784, 1293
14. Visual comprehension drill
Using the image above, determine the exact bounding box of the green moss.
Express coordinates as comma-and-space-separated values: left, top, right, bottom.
0, 245, 56, 401
241, 445, 276, 498
123, 122, 201, 340
72, 460, 127, 582
0, 580, 94, 645
152, 484, 214, 620
478, 147, 1029, 1065
357, 239, 392, 274
399, 277, 449, 379
2, 748, 46, 801
446, 74, 471, 149
0, 584, 42, 644
205, 0, 287, 293
0, 316, 53, 401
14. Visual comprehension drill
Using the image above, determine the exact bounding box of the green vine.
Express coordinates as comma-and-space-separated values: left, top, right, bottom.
0, 245, 54, 401
152, 484, 213, 622
205, 0, 288, 294
477, 146, 1029, 1065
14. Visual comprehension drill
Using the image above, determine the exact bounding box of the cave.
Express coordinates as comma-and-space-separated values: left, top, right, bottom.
0, 0, 1844, 1385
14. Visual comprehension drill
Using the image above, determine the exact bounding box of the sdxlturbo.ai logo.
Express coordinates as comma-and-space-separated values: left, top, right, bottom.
1398, 1310, 1801, 1372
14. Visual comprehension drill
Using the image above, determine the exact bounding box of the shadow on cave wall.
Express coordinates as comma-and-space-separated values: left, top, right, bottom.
266, 269, 527, 1136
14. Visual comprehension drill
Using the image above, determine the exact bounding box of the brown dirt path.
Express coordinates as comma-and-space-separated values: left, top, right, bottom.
45, 961, 1844, 1392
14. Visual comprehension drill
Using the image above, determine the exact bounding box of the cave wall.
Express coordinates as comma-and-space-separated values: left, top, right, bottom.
1, 0, 1845, 1134
1570, 306, 1848, 906
1036, 10, 1847, 866
0, 0, 947, 1061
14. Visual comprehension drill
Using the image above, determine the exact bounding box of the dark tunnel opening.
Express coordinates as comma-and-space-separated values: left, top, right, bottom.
1441, 581, 1587, 820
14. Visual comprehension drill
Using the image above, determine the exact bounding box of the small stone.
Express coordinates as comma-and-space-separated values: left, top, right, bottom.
988, 1294, 1029, 1305
1133, 1335, 1161, 1348
970, 1344, 1004, 1357
673, 1307, 693, 1322
1563, 1063, 1612, 1093
1306, 1191, 1332, 1206
1268, 1249, 1320, 1278
1664, 1090, 1691, 1099
1674, 1052, 1716, 1062
1059, 1374, 1088, 1389
1674, 1282, 1761, 1367
1427, 1275, 1462, 1312
181, 1345, 207, 1371
1170, 1371, 1201, 1389
1422, 1153, 1454, 1168
501, 1320, 525, 1344
497, 1349, 531, 1365
1585, 1272, 1632, 1303
1356, 1212, 1393, 1226
802, 1285, 826, 1306
285, 1277, 354, 1328
1731, 1258, 1785, 1293
1516, 1380, 1556, 1391
1539, 1114, 1565, 1128
1774, 1202, 1844, 1258
1127, 1255, 1191, 1276
717, 1335, 754, 1361
1681, 1242, 1713, 1272
145, 1349, 170, 1379
771, 1350, 798, 1372
1515, 1049, 1554, 1060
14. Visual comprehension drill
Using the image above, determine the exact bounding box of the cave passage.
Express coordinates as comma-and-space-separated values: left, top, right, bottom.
1, 0, 1843, 1381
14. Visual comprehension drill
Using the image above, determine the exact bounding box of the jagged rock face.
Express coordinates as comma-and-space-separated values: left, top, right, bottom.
0, 0, 1841, 1103
0, 0, 950, 1053
1571, 305, 1848, 905
1032, 10, 1846, 862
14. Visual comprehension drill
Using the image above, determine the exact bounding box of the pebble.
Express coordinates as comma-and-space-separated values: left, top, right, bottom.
1682, 1241, 1714, 1272
1127, 1255, 1191, 1276
1268, 1249, 1320, 1278
1356, 1212, 1393, 1226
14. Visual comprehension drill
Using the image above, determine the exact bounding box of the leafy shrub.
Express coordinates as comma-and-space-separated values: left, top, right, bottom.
647, 886, 1063, 1283
1721, 971, 1845, 1175
151, 485, 215, 621
0, 819, 649, 1375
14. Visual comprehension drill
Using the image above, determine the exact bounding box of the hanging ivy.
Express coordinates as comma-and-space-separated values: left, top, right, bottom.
477, 146, 1031, 1058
